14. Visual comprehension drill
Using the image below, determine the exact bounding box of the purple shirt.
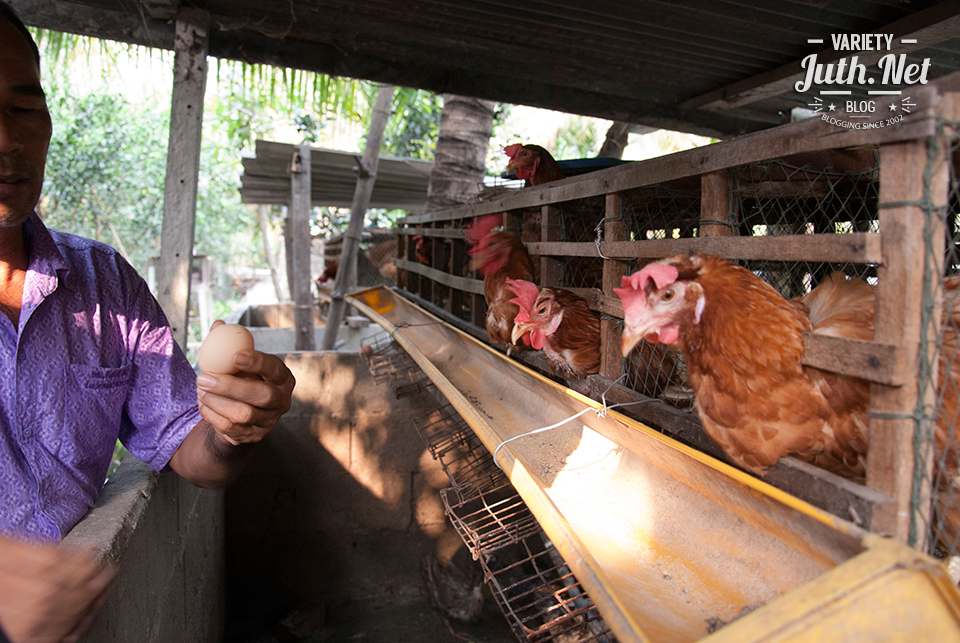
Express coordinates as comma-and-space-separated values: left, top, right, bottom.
0, 212, 201, 542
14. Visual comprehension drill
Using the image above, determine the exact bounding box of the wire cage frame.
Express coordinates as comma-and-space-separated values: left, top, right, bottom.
413, 403, 507, 498
359, 333, 436, 398
441, 480, 617, 643
394, 81, 960, 569
911, 119, 960, 560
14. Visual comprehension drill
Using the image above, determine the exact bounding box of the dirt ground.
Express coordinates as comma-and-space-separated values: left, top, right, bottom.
224, 579, 516, 643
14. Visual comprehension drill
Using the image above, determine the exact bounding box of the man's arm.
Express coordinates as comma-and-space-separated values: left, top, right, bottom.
169, 346, 295, 488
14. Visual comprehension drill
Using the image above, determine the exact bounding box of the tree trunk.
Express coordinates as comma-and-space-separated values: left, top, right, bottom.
425, 94, 496, 211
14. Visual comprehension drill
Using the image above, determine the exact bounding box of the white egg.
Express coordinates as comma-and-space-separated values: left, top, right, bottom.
197, 323, 255, 374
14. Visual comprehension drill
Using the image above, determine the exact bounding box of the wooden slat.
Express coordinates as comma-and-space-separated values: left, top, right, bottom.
395, 259, 485, 295
700, 170, 731, 237
565, 288, 623, 318
601, 193, 628, 380
540, 205, 562, 288
802, 335, 906, 387
397, 227, 466, 239
398, 83, 944, 227
526, 233, 881, 263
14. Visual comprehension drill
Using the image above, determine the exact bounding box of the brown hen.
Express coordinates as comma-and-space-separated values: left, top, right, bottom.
465, 213, 535, 352
504, 143, 565, 187
507, 279, 601, 379
615, 254, 874, 478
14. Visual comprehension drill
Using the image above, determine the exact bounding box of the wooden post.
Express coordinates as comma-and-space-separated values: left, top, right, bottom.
867, 136, 949, 548
321, 84, 396, 350
290, 144, 315, 350
600, 193, 627, 380
258, 204, 285, 301
450, 225, 464, 317
700, 170, 731, 238
156, 10, 208, 350
541, 205, 562, 287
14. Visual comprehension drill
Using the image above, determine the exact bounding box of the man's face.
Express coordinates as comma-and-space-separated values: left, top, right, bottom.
0, 17, 51, 228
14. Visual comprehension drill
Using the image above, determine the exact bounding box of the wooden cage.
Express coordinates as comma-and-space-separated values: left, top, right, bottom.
396, 72, 960, 556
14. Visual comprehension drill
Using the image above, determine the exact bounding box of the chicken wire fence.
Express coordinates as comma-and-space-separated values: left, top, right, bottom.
915, 121, 960, 560
595, 154, 882, 408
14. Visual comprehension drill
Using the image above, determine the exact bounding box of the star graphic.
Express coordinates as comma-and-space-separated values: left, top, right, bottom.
828, 104, 836, 111
889, 103, 898, 112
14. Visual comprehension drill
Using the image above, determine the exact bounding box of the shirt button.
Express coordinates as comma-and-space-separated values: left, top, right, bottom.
22, 429, 32, 439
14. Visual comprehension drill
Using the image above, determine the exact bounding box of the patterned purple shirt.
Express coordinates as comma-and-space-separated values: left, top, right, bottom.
0, 212, 201, 542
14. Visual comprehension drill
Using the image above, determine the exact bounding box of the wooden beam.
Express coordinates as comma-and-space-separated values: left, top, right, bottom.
321, 84, 397, 349
290, 144, 315, 351
600, 193, 628, 380
867, 132, 950, 547
540, 206, 562, 288
156, 10, 208, 350
399, 76, 954, 227
699, 170, 732, 237
681, 1, 960, 113
395, 259, 485, 295
525, 232, 881, 264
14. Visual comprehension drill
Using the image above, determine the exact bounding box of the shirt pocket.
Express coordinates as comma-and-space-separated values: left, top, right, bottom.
52, 364, 133, 470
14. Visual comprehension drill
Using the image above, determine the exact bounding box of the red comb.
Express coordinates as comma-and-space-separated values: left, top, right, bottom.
464, 213, 502, 247
504, 143, 523, 160
506, 278, 539, 322
628, 263, 679, 291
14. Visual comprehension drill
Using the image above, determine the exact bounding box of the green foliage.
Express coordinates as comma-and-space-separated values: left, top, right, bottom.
382, 89, 442, 160
553, 115, 600, 159
42, 82, 168, 269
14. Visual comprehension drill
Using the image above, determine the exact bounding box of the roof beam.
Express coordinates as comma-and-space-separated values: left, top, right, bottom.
680, 0, 960, 113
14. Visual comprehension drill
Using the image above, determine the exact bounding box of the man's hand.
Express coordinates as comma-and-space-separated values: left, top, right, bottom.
194, 346, 295, 447
170, 321, 296, 488
0, 538, 115, 643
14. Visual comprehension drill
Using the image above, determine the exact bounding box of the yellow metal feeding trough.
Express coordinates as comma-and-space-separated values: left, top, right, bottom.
347, 285, 960, 643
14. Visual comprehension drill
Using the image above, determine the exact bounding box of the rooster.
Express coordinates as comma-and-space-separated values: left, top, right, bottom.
465, 213, 535, 352
505, 143, 565, 187
615, 254, 876, 479
507, 278, 601, 379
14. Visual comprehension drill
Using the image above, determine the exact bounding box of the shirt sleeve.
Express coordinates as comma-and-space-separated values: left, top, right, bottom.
117, 269, 201, 472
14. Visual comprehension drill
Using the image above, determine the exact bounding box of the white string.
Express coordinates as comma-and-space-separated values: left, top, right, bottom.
492, 373, 657, 467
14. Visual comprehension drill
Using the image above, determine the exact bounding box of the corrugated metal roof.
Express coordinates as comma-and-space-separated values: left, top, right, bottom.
11, 0, 960, 136
239, 140, 432, 210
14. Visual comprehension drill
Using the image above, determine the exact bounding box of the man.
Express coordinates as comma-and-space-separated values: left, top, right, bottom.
0, 3, 296, 641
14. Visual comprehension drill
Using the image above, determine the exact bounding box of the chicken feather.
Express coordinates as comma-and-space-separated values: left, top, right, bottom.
465, 214, 535, 351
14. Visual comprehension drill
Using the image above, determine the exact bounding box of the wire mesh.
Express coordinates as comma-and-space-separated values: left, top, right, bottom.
920, 122, 960, 560
413, 403, 507, 497
610, 153, 881, 408
441, 482, 617, 642
359, 334, 436, 398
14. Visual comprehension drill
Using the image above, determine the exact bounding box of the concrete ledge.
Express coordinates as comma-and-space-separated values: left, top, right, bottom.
67, 459, 225, 643
63, 458, 158, 563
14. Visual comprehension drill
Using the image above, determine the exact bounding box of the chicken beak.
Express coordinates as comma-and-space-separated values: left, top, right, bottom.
620, 318, 662, 356
621, 328, 644, 357
512, 321, 534, 346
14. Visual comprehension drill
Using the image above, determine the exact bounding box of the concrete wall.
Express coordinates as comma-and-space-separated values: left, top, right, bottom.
66, 460, 225, 643
223, 351, 455, 637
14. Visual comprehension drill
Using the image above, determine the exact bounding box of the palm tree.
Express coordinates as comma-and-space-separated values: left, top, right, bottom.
426, 94, 496, 211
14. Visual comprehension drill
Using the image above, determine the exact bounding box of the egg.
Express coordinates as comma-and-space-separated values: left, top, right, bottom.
198, 323, 255, 374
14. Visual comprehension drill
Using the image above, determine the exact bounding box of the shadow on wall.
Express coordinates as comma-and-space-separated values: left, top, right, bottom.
223, 350, 455, 638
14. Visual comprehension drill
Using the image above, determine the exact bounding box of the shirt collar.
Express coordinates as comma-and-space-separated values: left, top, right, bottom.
25, 212, 74, 296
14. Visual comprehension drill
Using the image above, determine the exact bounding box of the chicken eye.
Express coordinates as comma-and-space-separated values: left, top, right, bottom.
662, 290, 675, 301
537, 306, 547, 315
